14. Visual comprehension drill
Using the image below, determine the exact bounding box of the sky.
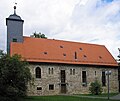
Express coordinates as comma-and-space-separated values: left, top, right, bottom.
0, 0, 120, 59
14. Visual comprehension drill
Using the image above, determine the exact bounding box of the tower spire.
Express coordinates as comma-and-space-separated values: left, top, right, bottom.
14, 2, 17, 15
6, 1, 24, 54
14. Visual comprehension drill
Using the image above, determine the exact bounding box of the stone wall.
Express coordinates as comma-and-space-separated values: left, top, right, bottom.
27, 63, 118, 96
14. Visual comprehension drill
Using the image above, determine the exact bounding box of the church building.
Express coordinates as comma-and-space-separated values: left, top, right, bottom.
6, 5, 119, 96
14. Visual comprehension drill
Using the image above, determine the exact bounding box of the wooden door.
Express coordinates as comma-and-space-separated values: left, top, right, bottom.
61, 84, 66, 93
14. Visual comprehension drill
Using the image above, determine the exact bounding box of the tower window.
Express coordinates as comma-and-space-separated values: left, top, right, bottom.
13, 38, 17, 42
35, 67, 41, 78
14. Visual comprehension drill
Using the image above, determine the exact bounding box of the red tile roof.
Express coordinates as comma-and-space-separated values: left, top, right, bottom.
10, 37, 118, 66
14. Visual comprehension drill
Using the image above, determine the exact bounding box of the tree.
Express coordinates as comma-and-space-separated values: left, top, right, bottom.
0, 50, 4, 58
89, 80, 103, 95
0, 51, 31, 101
30, 32, 47, 39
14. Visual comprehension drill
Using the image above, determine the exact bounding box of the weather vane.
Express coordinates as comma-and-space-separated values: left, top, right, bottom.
13, 0, 17, 15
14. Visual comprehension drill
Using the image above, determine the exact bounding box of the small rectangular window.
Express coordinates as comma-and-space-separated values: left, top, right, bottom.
70, 69, 75, 75
48, 68, 50, 74
102, 71, 106, 86
13, 38, 17, 42
49, 84, 54, 90
70, 69, 72, 75
51, 68, 53, 74
82, 71, 87, 86
73, 69, 75, 75
95, 71, 96, 76
48, 68, 54, 75
37, 87, 42, 90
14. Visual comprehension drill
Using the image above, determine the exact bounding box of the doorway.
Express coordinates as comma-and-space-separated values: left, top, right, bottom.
61, 84, 66, 93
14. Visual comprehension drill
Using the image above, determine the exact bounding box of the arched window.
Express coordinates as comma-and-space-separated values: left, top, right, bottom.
48, 68, 50, 74
70, 69, 72, 75
35, 67, 41, 78
73, 69, 75, 75
48, 68, 54, 74
51, 68, 53, 74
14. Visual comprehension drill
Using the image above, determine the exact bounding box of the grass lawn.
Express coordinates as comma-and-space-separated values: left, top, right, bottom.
77, 93, 119, 97
20, 95, 118, 101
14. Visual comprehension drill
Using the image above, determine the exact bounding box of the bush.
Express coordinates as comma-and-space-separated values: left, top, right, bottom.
89, 80, 103, 95
0, 53, 31, 101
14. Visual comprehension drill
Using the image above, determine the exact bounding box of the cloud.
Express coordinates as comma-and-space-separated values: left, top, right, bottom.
52, 0, 120, 58
18, 0, 79, 36
0, 0, 12, 52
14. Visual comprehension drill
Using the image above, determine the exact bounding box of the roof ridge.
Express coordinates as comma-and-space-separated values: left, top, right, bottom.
23, 36, 105, 47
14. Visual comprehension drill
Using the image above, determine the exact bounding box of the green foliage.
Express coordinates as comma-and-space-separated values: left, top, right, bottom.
89, 80, 103, 95
30, 32, 47, 39
0, 53, 31, 101
0, 50, 5, 58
